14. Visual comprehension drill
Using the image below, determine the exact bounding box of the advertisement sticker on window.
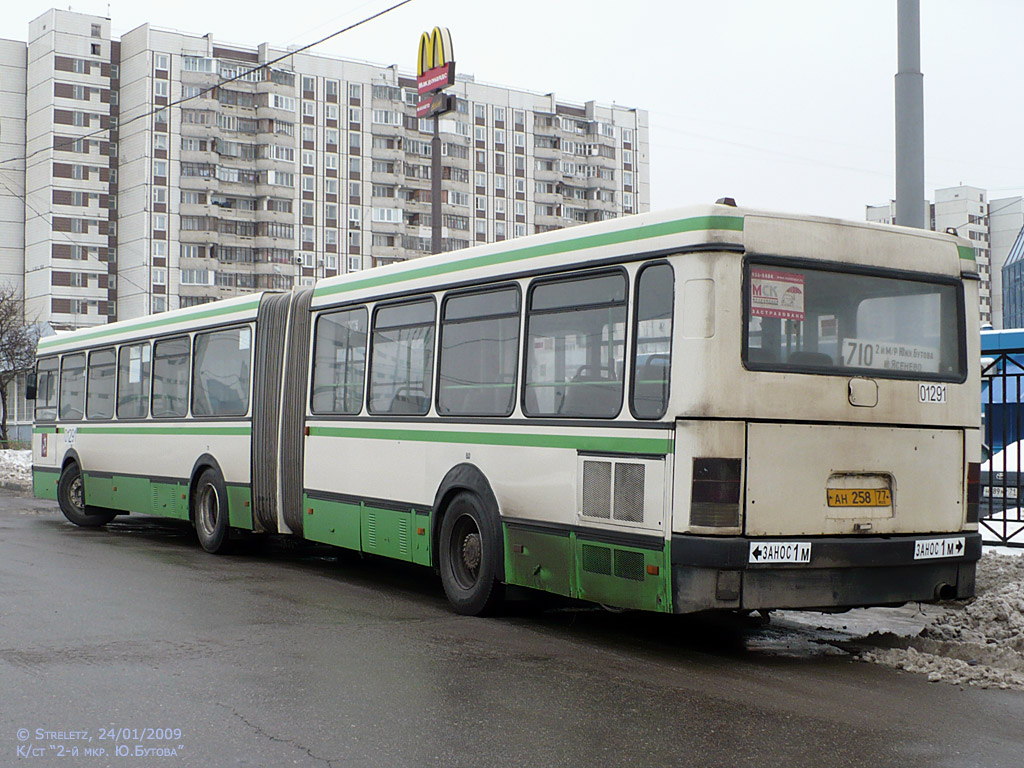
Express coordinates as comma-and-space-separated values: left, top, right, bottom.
751, 270, 805, 321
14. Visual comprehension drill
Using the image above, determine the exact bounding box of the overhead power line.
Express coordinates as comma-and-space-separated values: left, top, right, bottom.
0, 0, 416, 171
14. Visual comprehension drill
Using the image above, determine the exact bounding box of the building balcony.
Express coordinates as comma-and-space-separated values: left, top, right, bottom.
369, 243, 405, 261
370, 146, 403, 162
533, 145, 561, 161
534, 166, 561, 183
587, 197, 618, 213
585, 175, 617, 191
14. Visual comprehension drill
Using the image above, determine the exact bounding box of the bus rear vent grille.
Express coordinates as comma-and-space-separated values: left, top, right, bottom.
398, 518, 409, 555
582, 544, 612, 575
582, 460, 645, 523
582, 461, 612, 519
614, 550, 645, 581
614, 463, 645, 522
365, 513, 376, 550
581, 544, 646, 582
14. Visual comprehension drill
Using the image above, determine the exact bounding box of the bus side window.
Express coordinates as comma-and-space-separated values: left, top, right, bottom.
58, 353, 86, 421
86, 347, 116, 420
632, 263, 673, 419
437, 286, 520, 417
311, 307, 367, 415
153, 336, 191, 418
117, 342, 152, 419
369, 299, 435, 416
192, 327, 251, 418
35, 357, 59, 421
524, 271, 627, 418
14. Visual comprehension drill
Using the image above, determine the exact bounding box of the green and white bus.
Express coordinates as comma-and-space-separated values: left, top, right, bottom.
31, 202, 983, 615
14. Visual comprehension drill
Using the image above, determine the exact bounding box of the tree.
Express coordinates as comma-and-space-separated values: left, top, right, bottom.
0, 286, 38, 448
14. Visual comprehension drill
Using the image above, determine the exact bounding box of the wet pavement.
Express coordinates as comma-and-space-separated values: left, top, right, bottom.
2, 491, 1022, 768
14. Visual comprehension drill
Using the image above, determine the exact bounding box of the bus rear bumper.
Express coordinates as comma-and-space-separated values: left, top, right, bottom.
670, 533, 982, 614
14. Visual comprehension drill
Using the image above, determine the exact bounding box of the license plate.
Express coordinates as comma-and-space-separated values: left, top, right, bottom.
826, 488, 891, 507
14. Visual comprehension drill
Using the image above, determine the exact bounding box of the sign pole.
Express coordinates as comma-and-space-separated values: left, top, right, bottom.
431, 118, 442, 254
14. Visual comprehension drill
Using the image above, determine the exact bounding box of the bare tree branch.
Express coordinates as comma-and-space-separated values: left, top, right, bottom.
0, 286, 38, 447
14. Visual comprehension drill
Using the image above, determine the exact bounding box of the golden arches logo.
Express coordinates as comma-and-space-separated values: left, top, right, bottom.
417, 26, 454, 77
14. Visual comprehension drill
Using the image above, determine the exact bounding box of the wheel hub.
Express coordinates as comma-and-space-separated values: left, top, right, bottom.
461, 532, 481, 572
69, 477, 84, 512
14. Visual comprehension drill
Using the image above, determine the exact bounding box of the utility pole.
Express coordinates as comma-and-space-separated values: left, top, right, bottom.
895, 0, 925, 229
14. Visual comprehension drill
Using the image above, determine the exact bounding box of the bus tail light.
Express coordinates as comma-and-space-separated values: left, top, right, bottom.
691, 458, 742, 528
966, 462, 980, 524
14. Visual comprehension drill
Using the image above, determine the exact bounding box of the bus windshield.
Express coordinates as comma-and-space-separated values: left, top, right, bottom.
744, 261, 964, 381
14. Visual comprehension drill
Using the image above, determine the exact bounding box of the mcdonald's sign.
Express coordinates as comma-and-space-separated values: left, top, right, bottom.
416, 26, 455, 97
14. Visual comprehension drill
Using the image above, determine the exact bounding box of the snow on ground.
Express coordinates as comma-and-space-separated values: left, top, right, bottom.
857, 551, 1024, 689
0, 449, 31, 489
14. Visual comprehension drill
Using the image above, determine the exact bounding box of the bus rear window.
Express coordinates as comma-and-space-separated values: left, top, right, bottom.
744, 262, 963, 381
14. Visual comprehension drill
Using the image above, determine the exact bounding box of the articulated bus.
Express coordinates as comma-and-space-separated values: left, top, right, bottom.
31, 203, 982, 615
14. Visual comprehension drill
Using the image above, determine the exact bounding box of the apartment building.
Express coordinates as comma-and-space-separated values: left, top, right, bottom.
23, 10, 117, 328
990, 197, 1024, 329
0, 39, 26, 295
0, 9, 650, 329
867, 184, 1004, 327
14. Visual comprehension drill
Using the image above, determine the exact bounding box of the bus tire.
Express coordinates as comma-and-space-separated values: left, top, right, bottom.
57, 462, 115, 527
193, 467, 231, 554
438, 491, 504, 616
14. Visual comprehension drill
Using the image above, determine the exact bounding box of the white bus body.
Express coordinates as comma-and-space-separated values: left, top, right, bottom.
33, 203, 981, 614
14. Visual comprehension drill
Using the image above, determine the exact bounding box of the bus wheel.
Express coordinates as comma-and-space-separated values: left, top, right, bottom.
57, 462, 115, 527
439, 491, 504, 616
193, 468, 231, 554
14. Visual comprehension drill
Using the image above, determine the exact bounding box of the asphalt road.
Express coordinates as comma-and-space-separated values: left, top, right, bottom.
2, 491, 1022, 768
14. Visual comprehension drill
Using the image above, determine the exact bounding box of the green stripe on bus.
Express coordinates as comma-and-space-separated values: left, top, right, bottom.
75, 425, 252, 436
37, 296, 261, 349
957, 245, 976, 262
32, 426, 57, 434
308, 425, 673, 454
314, 215, 744, 299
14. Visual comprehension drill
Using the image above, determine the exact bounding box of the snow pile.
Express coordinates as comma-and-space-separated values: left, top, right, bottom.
858, 554, 1024, 689
0, 449, 32, 489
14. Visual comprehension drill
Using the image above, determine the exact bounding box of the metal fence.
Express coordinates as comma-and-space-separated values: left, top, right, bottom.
980, 352, 1024, 548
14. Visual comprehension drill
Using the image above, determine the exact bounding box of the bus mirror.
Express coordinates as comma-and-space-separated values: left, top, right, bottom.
25, 372, 37, 401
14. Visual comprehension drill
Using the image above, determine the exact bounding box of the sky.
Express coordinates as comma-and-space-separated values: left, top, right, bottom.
6, 0, 1024, 221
